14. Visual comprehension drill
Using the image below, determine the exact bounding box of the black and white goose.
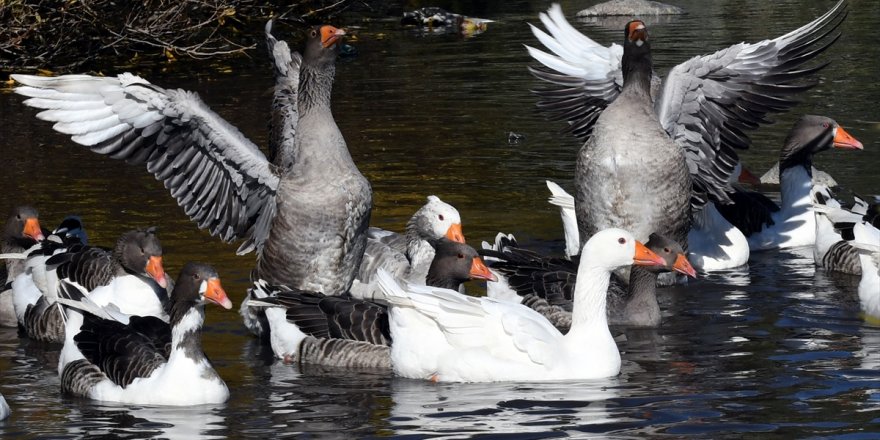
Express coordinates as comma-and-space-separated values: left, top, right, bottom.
481, 232, 695, 331
0, 206, 45, 327
13, 227, 167, 343
249, 239, 495, 368
13, 23, 371, 298
717, 115, 863, 251
527, 4, 845, 269
58, 262, 232, 406
812, 185, 878, 276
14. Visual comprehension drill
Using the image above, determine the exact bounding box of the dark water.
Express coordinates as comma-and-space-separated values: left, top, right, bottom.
1, 0, 879, 437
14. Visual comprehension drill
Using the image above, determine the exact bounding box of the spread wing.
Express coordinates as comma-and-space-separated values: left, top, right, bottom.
525, 3, 624, 140
656, 0, 846, 208
13, 73, 281, 255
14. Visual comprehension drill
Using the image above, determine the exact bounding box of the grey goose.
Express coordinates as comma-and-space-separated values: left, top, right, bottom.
12, 24, 372, 300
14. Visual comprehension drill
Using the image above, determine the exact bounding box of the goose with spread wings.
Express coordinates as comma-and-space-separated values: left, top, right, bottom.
13, 23, 372, 296
527, 2, 846, 268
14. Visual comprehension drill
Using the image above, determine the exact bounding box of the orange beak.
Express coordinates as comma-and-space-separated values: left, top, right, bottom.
204, 277, 232, 309
469, 256, 497, 282
146, 255, 168, 288
673, 253, 697, 278
633, 240, 666, 267
628, 21, 647, 42
321, 25, 346, 48
23, 217, 45, 241
833, 126, 863, 150
445, 223, 466, 244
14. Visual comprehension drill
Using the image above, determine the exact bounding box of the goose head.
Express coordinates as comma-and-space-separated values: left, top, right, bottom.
410, 195, 465, 244
303, 24, 346, 67
621, 20, 653, 89
427, 238, 496, 289
645, 233, 697, 278
779, 115, 862, 172
582, 228, 666, 271
172, 262, 232, 310
4, 205, 44, 245
116, 227, 168, 288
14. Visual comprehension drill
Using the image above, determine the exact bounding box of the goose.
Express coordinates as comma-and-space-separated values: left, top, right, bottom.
375, 228, 667, 382
1, 206, 46, 327
250, 239, 495, 368
239, 195, 465, 338
13, 227, 168, 343
12, 23, 371, 297
481, 232, 695, 331
352, 195, 466, 298
718, 116, 862, 251
527, 4, 845, 269
812, 200, 880, 321
58, 262, 232, 406
812, 186, 879, 276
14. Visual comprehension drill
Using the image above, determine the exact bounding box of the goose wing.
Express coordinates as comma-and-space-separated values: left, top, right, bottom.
656, 0, 846, 208
265, 20, 302, 170
525, 3, 624, 139
13, 73, 281, 255
269, 288, 391, 346
74, 313, 170, 387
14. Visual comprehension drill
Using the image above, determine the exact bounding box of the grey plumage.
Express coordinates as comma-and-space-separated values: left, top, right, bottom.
297, 336, 391, 369
13, 25, 371, 297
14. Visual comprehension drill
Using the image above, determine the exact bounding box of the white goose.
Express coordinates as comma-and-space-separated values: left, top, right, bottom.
58, 262, 232, 406
377, 228, 666, 382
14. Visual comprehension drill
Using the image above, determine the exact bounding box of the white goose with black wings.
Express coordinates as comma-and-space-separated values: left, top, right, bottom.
13, 24, 371, 297
59, 263, 232, 406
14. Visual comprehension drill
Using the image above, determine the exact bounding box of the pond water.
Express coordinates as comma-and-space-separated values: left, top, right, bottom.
1, 0, 879, 437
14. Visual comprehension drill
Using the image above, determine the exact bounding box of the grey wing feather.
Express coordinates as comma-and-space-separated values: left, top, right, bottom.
266, 20, 302, 171
526, 4, 624, 139
656, 0, 846, 209
13, 73, 281, 255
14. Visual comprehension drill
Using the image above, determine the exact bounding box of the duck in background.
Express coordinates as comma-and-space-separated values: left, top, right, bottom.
12, 227, 167, 343
1, 206, 46, 327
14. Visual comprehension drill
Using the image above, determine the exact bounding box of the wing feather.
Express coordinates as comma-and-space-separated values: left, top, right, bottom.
13, 73, 281, 255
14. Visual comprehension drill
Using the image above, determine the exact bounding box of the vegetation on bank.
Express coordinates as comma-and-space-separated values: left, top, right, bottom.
0, 0, 379, 72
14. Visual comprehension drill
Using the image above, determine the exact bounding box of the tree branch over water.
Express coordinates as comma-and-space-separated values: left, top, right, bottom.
0, 0, 369, 72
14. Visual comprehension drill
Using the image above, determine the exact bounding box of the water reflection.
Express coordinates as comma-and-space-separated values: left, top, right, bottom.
389, 378, 620, 436
1, 0, 879, 437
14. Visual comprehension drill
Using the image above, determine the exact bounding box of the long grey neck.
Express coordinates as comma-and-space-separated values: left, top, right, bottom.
570, 265, 611, 328
617, 266, 661, 326
298, 64, 335, 114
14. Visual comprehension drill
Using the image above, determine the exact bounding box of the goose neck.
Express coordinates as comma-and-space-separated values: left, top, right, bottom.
570, 265, 612, 328
298, 64, 335, 113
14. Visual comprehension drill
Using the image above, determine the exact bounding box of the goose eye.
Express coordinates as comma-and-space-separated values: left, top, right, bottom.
457, 253, 464, 259
618, 237, 626, 245
822, 122, 829, 128
664, 247, 671, 253
439, 214, 444, 221
310, 30, 317, 38
192, 273, 200, 280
